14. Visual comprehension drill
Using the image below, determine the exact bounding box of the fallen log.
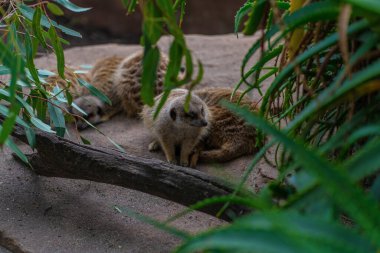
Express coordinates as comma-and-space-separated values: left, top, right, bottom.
9, 123, 250, 221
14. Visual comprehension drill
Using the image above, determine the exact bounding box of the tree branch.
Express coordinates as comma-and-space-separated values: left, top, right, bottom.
8, 122, 250, 221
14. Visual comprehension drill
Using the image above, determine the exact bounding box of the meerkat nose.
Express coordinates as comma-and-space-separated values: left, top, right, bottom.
201, 119, 208, 127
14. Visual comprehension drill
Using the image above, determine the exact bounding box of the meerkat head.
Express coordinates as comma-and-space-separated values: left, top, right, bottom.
70, 95, 105, 129
169, 94, 209, 128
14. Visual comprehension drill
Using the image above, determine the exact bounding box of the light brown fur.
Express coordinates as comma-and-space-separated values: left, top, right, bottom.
190, 88, 258, 167
113, 50, 168, 117
142, 89, 210, 166
73, 56, 124, 125
44, 66, 90, 97
70, 51, 169, 128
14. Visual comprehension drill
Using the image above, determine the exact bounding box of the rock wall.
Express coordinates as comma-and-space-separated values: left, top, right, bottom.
63, 0, 246, 43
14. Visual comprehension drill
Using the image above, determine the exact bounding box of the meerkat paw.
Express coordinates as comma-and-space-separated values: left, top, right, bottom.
189, 152, 200, 168
148, 141, 160, 152
180, 160, 189, 167
168, 159, 178, 165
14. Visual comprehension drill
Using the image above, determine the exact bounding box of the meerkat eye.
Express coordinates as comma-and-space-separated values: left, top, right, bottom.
187, 112, 196, 119
170, 108, 177, 121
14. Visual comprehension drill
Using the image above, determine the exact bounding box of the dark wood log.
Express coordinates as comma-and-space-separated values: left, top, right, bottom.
9, 123, 250, 221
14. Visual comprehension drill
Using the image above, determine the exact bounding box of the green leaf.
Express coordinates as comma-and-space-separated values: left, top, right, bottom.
47, 2, 65, 16
47, 101, 65, 137
342, 0, 380, 15
224, 102, 380, 246
24, 31, 40, 85
234, 1, 253, 34
80, 135, 91, 145
344, 139, 380, 180
19, 4, 82, 38
48, 26, 65, 78
0, 65, 10, 75
5, 137, 29, 164
0, 104, 29, 129
106, 136, 125, 153
54, 0, 92, 12
260, 19, 369, 115
0, 90, 34, 116
122, 0, 137, 13
25, 127, 36, 149
141, 47, 160, 106
38, 69, 55, 77
32, 7, 47, 48
30, 117, 55, 133
286, 58, 380, 132
178, 212, 375, 253
243, 0, 266, 35
77, 78, 112, 105
0, 104, 21, 145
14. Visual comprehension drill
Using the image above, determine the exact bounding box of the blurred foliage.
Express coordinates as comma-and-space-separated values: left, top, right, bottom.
1, 0, 380, 252
123, 0, 380, 252
0, 0, 101, 159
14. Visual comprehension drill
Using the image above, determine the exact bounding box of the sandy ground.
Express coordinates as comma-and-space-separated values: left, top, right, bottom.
0, 34, 277, 253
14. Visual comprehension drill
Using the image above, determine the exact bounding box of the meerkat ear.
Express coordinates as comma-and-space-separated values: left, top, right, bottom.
170, 108, 176, 121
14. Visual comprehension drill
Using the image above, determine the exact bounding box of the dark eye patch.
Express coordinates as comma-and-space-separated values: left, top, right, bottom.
85, 113, 94, 119
186, 112, 197, 118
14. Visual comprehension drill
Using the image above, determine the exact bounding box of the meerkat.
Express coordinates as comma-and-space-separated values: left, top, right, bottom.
113, 50, 169, 118
142, 88, 210, 166
70, 56, 124, 129
189, 88, 258, 167
44, 66, 90, 97
70, 50, 170, 129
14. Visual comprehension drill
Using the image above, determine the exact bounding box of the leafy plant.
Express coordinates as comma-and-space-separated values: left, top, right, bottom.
2, 0, 380, 252
120, 0, 380, 252
0, 0, 201, 159
0, 0, 96, 158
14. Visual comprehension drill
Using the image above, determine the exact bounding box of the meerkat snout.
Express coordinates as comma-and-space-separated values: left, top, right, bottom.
169, 101, 208, 128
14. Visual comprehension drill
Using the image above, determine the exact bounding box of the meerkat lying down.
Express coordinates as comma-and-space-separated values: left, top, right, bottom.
190, 88, 258, 167
73, 51, 169, 129
142, 88, 257, 167
46, 50, 170, 129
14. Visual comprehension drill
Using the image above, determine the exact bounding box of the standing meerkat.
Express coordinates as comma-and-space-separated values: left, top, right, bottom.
189, 88, 258, 167
142, 88, 210, 166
